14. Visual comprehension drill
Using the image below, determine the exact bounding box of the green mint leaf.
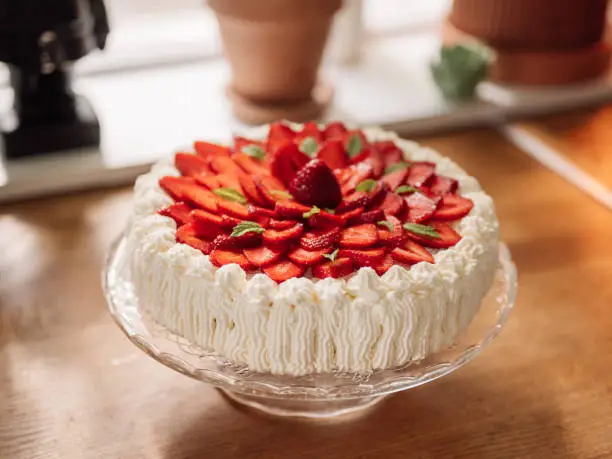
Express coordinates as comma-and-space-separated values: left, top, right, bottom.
323, 249, 339, 262
303, 206, 321, 219
384, 161, 410, 175
299, 136, 318, 157
355, 179, 377, 193
403, 223, 440, 239
270, 189, 293, 200
324, 208, 336, 214
395, 185, 418, 195
377, 220, 393, 231
230, 221, 265, 238
213, 187, 247, 204
346, 133, 363, 158
242, 144, 266, 160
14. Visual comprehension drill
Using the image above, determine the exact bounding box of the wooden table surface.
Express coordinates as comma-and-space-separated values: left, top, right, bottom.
1, 127, 611, 459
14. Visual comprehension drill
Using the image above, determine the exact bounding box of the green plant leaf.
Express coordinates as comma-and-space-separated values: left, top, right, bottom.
355, 179, 377, 193
242, 144, 266, 160
213, 187, 247, 204
395, 185, 418, 195
303, 206, 321, 219
230, 221, 265, 238
384, 161, 410, 175
346, 134, 363, 158
299, 137, 319, 157
324, 208, 336, 214
323, 248, 339, 262
270, 189, 293, 200
403, 223, 440, 239
377, 220, 394, 231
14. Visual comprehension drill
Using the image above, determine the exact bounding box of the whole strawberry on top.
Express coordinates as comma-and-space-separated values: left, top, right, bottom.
158, 121, 475, 283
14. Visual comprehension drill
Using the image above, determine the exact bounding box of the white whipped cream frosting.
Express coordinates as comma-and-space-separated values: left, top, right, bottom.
126, 125, 500, 375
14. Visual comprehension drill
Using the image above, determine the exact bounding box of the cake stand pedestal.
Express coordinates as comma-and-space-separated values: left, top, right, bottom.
104, 236, 517, 419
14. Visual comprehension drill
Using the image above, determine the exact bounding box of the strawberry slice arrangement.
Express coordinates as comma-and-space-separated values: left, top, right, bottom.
157, 121, 474, 283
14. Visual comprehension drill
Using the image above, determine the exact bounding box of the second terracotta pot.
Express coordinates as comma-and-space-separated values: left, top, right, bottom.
209, 0, 342, 108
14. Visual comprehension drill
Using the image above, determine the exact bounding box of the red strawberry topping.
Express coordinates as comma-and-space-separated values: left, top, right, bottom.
404, 192, 439, 223
312, 257, 354, 279
339, 223, 378, 248
263, 259, 305, 283
432, 195, 474, 221
159, 201, 193, 226
317, 140, 349, 170
161, 122, 475, 280
289, 159, 342, 208
243, 245, 285, 267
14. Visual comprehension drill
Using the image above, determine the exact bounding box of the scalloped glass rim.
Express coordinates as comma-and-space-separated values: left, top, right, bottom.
104, 235, 516, 401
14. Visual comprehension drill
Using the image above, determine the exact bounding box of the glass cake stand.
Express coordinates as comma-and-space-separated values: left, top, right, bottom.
103, 235, 517, 418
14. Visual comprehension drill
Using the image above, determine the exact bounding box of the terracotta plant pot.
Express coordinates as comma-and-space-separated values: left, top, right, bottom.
446, 0, 611, 86
208, 0, 342, 124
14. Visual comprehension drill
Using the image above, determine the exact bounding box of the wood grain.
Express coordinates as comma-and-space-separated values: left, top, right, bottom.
1, 128, 611, 459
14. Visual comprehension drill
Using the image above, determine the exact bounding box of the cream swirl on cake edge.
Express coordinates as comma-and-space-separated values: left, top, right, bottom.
126, 125, 500, 376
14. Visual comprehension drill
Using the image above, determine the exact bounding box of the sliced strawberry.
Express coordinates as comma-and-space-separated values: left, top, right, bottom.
432, 195, 474, 221
338, 247, 385, 267
194, 141, 231, 158
234, 152, 269, 176
341, 163, 374, 195
349, 148, 372, 165
263, 223, 304, 246
238, 175, 266, 207
288, 247, 330, 266
243, 245, 285, 267
323, 121, 348, 140
248, 205, 277, 219
182, 185, 219, 213
234, 136, 265, 155
270, 142, 310, 187
158, 202, 193, 226
372, 253, 394, 275
210, 248, 254, 271
275, 200, 311, 219
295, 121, 324, 143
195, 174, 221, 190
216, 199, 250, 220
380, 168, 408, 191
268, 218, 299, 230
339, 223, 378, 248
404, 192, 439, 223
213, 230, 261, 250
379, 192, 405, 216
312, 257, 354, 279
263, 259, 305, 283
176, 223, 213, 254
428, 175, 459, 196
219, 215, 242, 230
253, 176, 279, 208
406, 162, 435, 187
337, 206, 364, 222
216, 173, 243, 191
367, 181, 389, 208
289, 159, 342, 208
363, 149, 385, 178
209, 156, 243, 175
268, 122, 295, 144
308, 210, 346, 229
375, 141, 404, 166
336, 191, 371, 213
391, 240, 434, 265
349, 208, 384, 225
404, 222, 461, 249
175, 153, 212, 177
299, 227, 341, 251
159, 176, 197, 201
377, 216, 404, 247
343, 129, 369, 151
333, 167, 354, 188
191, 209, 225, 239
317, 140, 348, 170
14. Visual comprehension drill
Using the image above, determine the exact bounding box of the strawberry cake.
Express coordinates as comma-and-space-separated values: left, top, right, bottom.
127, 121, 499, 375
